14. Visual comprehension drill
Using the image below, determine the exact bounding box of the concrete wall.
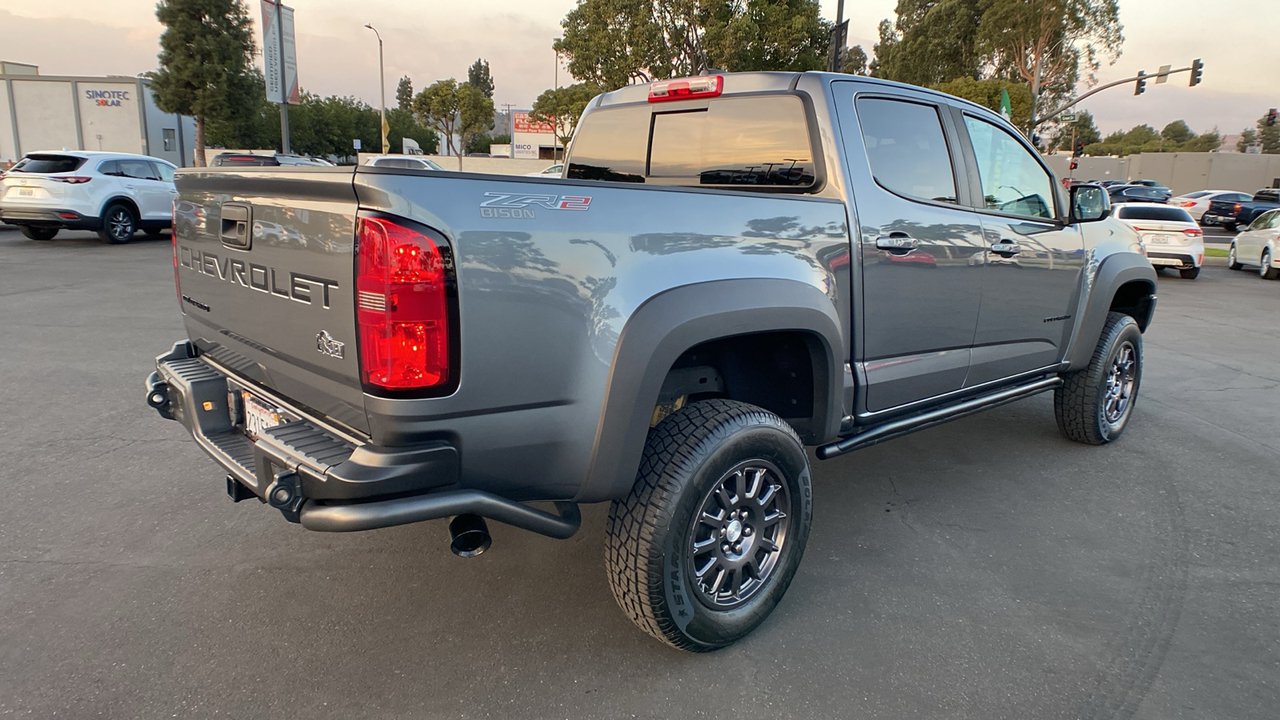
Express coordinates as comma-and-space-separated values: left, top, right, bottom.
77, 81, 144, 155
1042, 152, 1280, 195
11, 80, 79, 153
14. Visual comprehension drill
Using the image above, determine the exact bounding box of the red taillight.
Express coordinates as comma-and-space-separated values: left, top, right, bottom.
1179, 200, 1195, 207
52, 176, 91, 184
649, 75, 723, 102
58, 212, 78, 220
1234, 203, 1242, 213
356, 215, 451, 391
172, 226, 182, 310
1182, 227, 1203, 237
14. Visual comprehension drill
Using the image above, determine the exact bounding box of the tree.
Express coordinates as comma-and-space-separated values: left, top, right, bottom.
467, 59, 495, 98
1181, 130, 1221, 153
413, 80, 494, 169
151, 0, 257, 166
1258, 112, 1280, 154
1054, 110, 1100, 151
976, 0, 1123, 122
1161, 120, 1194, 146
841, 45, 868, 75
396, 76, 414, 111
873, 0, 985, 88
1237, 128, 1258, 153
205, 69, 279, 151
702, 0, 830, 73
932, 77, 1033, 130
530, 83, 603, 147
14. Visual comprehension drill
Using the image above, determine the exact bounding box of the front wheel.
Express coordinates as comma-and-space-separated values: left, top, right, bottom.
1055, 312, 1143, 445
605, 399, 813, 652
1260, 249, 1279, 280
1228, 243, 1243, 270
98, 203, 137, 244
19, 226, 58, 241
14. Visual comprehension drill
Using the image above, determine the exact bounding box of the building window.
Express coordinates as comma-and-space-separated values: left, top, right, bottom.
163, 128, 176, 152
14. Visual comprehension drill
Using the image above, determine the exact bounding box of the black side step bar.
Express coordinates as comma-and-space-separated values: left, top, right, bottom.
300, 490, 582, 539
816, 377, 1062, 460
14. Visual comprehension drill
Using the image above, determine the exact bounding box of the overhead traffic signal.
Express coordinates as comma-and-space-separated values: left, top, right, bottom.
1134, 71, 1146, 96
1074, 140, 1085, 157
1189, 58, 1203, 87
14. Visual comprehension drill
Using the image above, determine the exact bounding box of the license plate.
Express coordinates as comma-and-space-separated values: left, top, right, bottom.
1149, 257, 1180, 266
1145, 234, 1171, 245
17, 188, 33, 197
242, 392, 285, 440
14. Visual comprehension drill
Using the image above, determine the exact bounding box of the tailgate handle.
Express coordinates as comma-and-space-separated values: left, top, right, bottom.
220, 204, 252, 249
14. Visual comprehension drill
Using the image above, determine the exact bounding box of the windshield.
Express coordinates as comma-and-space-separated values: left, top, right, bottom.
12, 154, 87, 174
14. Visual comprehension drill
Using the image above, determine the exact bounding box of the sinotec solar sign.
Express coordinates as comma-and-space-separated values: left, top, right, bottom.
85, 89, 130, 107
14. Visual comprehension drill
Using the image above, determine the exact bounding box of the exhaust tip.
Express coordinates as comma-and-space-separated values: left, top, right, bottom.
449, 514, 491, 558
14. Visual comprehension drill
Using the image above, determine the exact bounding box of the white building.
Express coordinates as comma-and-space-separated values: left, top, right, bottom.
0, 61, 196, 167
501, 111, 562, 160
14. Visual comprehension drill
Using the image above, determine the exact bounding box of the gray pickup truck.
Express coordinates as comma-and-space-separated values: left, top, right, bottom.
145, 72, 1156, 651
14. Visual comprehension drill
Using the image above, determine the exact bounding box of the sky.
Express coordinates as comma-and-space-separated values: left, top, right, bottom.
0, 0, 1276, 139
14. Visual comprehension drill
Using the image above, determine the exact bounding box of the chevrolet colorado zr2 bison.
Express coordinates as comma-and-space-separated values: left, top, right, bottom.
144, 72, 1157, 651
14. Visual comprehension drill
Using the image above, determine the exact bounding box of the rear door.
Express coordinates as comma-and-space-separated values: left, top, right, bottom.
116, 158, 169, 219
833, 83, 985, 414
952, 111, 1085, 385
173, 169, 369, 433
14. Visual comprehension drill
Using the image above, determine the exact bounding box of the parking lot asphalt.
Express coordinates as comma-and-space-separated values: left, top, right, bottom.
1, 227, 1277, 719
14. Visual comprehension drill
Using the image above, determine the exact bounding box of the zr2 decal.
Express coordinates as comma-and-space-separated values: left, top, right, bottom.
480, 192, 592, 218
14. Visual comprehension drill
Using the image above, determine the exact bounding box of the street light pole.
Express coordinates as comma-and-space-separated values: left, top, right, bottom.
553, 41, 560, 162
365, 24, 387, 154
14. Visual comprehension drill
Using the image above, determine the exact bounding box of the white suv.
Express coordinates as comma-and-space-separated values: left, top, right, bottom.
0, 151, 178, 243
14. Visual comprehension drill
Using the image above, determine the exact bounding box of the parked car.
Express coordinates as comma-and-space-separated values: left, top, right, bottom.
1094, 180, 1127, 188
364, 155, 446, 171
1108, 185, 1168, 204
524, 163, 564, 178
0, 150, 176, 243
1204, 188, 1280, 232
210, 153, 333, 167
1227, 208, 1280, 279
1112, 203, 1204, 279
146, 71, 1156, 652
1171, 190, 1254, 223
1127, 179, 1171, 198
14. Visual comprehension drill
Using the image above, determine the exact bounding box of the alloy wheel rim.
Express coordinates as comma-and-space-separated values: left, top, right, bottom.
687, 460, 791, 609
1262, 252, 1270, 277
1102, 341, 1137, 425
110, 210, 132, 240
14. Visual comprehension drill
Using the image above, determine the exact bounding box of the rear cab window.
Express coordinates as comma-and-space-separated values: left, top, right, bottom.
12, 154, 86, 174
568, 94, 818, 190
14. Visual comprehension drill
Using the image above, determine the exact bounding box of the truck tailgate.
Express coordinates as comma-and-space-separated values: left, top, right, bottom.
173, 168, 369, 434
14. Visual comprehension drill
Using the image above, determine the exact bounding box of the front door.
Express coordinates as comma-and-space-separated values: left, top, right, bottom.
833, 84, 986, 414
954, 112, 1085, 385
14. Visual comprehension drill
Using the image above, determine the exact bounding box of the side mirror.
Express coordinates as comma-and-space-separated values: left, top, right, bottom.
1070, 183, 1111, 223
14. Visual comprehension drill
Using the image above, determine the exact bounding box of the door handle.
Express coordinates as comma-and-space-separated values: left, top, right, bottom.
991, 241, 1022, 257
220, 203, 252, 249
876, 234, 919, 253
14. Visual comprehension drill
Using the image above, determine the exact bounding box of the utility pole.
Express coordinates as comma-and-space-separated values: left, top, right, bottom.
275, 0, 290, 154
501, 102, 514, 159
365, 24, 387, 154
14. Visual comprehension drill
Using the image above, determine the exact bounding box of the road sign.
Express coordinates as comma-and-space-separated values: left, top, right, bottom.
1156, 64, 1171, 84
1061, 113, 1077, 123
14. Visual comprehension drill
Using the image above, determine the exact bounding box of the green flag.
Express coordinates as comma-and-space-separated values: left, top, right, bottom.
999, 88, 1013, 121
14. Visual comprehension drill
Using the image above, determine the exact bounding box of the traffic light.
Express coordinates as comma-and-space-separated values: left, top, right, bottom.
1189, 58, 1203, 87
1074, 140, 1085, 157
1268, 109, 1278, 127
1070, 158, 1079, 171
1134, 71, 1146, 96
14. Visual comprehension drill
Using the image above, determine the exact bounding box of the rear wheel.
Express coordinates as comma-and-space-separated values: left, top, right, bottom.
605, 399, 812, 652
1179, 267, 1200, 280
98, 203, 136, 244
1227, 243, 1243, 270
1223, 222, 1237, 233
19, 226, 58, 241
1260, 249, 1279, 280
1055, 312, 1143, 445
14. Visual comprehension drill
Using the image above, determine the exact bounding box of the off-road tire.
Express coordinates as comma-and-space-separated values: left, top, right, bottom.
605, 399, 813, 652
1260, 249, 1279, 280
19, 226, 57, 241
1227, 243, 1243, 270
1055, 312, 1143, 445
98, 203, 137, 244
1179, 267, 1200, 279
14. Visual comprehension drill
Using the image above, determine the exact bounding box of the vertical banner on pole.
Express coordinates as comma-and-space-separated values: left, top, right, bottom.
260, 0, 300, 105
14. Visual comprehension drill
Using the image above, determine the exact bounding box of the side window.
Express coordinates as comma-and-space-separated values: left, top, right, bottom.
98, 160, 120, 176
155, 163, 175, 182
118, 159, 159, 180
963, 115, 1056, 220
854, 97, 957, 203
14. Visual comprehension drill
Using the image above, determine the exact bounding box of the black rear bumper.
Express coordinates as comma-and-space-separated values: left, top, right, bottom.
0, 208, 100, 230
145, 341, 579, 538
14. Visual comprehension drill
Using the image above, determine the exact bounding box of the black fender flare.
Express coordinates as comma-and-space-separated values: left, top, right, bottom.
1064, 252, 1156, 371
576, 278, 845, 503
